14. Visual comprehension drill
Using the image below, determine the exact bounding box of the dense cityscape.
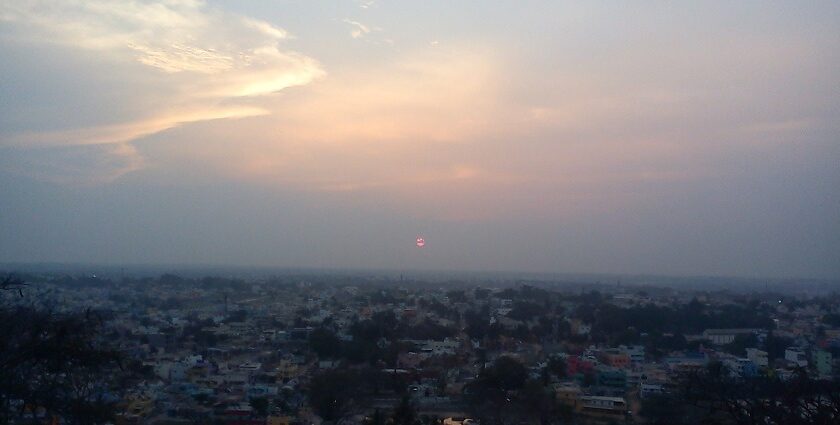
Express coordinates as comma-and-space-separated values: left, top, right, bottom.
2, 2, 839, 424
2, 269, 839, 424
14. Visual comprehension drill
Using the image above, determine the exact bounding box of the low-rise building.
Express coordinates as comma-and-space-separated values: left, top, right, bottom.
746, 348, 769, 368
619, 345, 645, 364
600, 349, 631, 369
580, 396, 627, 414
813, 349, 832, 377
553, 382, 582, 407
702, 329, 759, 345
785, 348, 808, 368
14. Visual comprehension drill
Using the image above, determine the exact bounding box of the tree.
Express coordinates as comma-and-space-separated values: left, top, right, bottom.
489, 356, 527, 391
507, 301, 547, 322
822, 313, 840, 327
309, 327, 342, 358
0, 274, 128, 424
464, 308, 489, 340
390, 395, 418, 425
546, 356, 567, 379
365, 408, 385, 425
519, 380, 556, 425
249, 397, 269, 416
307, 369, 361, 421
0, 274, 25, 296
679, 363, 840, 424
466, 356, 528, 424
446, 290, 467, 303
640, 394, 688, 425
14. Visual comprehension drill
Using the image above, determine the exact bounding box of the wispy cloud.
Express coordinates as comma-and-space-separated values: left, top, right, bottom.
343, 18, 371, 39
0, 0, 323, 183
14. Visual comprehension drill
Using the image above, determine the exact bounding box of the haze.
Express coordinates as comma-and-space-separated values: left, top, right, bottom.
1, 1, 838, 279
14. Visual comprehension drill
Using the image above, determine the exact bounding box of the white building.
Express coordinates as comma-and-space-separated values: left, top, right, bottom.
419, 338, 460, 356
619, 345, 645, 363
239, 362, 262, 372
702, 329, 757, 345
580, 396, 627, 413
785, 348, 808, 368
640, 383, 665, 398
746, 348, 768, 367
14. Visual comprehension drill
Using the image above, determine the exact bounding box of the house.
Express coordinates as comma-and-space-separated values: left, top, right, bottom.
553, 382, 582, 407
722, 357, 758, 378
566, 356, 595, 375
746, 348, 769, 367
640, 383, 665, 398
267, 415, 294, 425
318, 359, 339, 369
702, 329, 759, 345
785, 348, 808, 368
599, 349, 631, 369
813, 350, 832, 377
443, 418, 476, 425
275, 360, 301, 380
580, 396, 627, 414
595, 366, 627, 389
238, 362, 262, 373
619, 345, 645, 364
568, 319, 592, 335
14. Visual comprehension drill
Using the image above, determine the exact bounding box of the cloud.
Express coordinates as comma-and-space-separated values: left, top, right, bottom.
343, 19, 371, 39
0, 143, 144, 185
141, 46, 538, 219
0, 0, 323, 183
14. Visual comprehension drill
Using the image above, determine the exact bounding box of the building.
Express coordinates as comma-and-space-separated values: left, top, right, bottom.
813, 350, 832, 377
596, 367, 627, 389
746, 348, 769, 368
785, 348, 808, 368
599, 349, 631, 369
619, 345, 645, 364
566, 356, 595, 375
443, 418, 476, 425
702, 329, 759, 345
723, 357, 758, 378
580, 396, 627, 414
275, 360, 301, 380
640, 383, 665, 398
553, 382, 582, 407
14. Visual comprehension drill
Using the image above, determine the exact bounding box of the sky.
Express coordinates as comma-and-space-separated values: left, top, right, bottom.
0, 0, 838, 279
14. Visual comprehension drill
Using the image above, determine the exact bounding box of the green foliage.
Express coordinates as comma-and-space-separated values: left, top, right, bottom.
547, 356, 567, 379
569, 296, 777, 345
445, 290, 467, 303
679, 364, 840, 424
464, 308, 490, 340
307, 369, 361, 421
309, 327, 342, 358
507, 301, 547, 322
473, 287, 491, 299
821, 313, 840, 327
390, 395, 418, 425
467, 356, 528, 405
405, 318, 456, 341
0, 275, 127, 424
764, 331, 794, 361
249, 396, 269, 416
640, 394, 687, 425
